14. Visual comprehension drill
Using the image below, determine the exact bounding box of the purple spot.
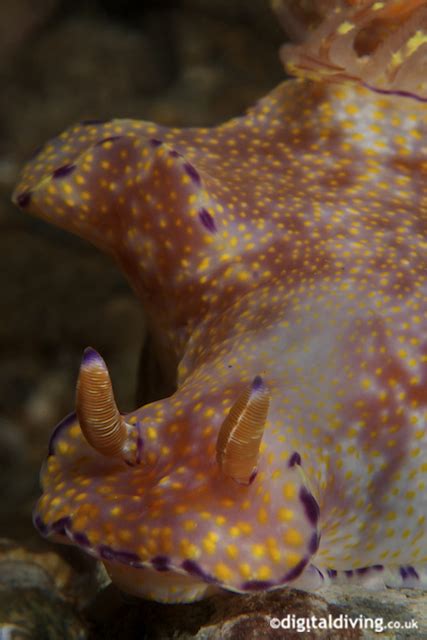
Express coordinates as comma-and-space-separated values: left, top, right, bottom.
151, 556, 170, 572
400, 567, 408, 580
184, 163, 200, 185
399, 566, 418, 581
16, 191, 32, 208
251, 375, 264, 392
288, 452, 301, 468
198, 208, 217, 233
241, 579, 274, 591
99, 545, 140, 565
53, 163, 76, 179
308, 532, 320, 554
33, 514, 49, 536
51, 516, 72, 535
135, 423, 144, 465
169, 150, 182, 158
81, 119, 110, 125
345, 570, 353, 578
356, 567, 369, 576
314, 567, 325, 581
95, 136, 122, 147
406, 566, 419, 579
372, 564, 383, 572
299, 487, 320, 526
48, 412, 77, 456
281, 558, 309, 583
82, 346, 103, 367
182, 560, 217, 584
248, 469, 258, 485
327, 569, 337, 578
73, 531, 91, 547
149, 138, 162, 147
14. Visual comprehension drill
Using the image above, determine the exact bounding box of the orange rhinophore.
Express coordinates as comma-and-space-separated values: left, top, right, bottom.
216, 376, 270, 485
76, 347, 127, 458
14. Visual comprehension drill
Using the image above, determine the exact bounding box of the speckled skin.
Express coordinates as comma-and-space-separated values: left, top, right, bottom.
13, 10, 427, 602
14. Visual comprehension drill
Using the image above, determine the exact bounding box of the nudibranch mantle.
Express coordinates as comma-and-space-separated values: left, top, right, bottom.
13, 9, 427, 603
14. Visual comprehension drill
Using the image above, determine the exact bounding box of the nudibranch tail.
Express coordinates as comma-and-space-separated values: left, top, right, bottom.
216, 376, 270, 485
76, 347, 128, 458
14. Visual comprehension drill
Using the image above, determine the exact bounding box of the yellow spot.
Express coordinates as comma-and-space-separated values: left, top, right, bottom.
147, 426, 157, 440
251, 544, 265, 559
226, 544, 239, 559
282, 482, 296, 500
203, 532, 219, 555
118, 529, 132, 542
257, 565, 272, 580
198, 257, 211, 271
239, 563, 252, 579
53, 437, 70, 456
70, 425, 81, 438
215, 562, 233, 582
257, 507, 268, 524
285, 551, 302, 566
337, 21, 354, 35
174, 504, 188, 515
283, 528, 304, 547
179, 539, 200, 559
266, 537, 281, 562
406, 31, 427, 56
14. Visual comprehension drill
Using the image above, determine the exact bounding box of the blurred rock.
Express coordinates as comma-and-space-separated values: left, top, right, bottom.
0, 0, 58, 64
87, 584, 427, 639
0, 540, 74, 592
182, 0, 280, 34
149, 10, 283, 125
0, 539, 101, 639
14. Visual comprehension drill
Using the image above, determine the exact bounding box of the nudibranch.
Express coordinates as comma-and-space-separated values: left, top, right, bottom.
13, 0, 427, 603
